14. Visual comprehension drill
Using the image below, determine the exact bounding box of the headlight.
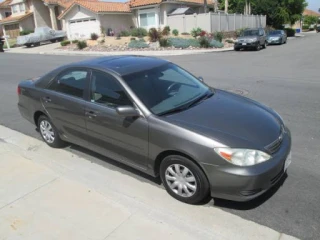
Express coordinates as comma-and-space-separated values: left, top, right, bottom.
214, 148, 271, 166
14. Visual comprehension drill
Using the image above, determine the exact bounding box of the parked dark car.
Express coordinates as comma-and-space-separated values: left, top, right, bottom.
234, 28, 267, 51
17, 56, 291, 204
267, 30, 287, 45
316, 25, 320, 33
0, 36, 5, 52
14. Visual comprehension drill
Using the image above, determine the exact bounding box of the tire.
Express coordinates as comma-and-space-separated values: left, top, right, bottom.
234, 47, 240, 51
160, 155, 210, 204
38, 115, 66, 148
262, 41, 267, 49
50, 39, 57, 43
25, 44, 32, 48
34, 42, 40, 47
57, 37, 64, 42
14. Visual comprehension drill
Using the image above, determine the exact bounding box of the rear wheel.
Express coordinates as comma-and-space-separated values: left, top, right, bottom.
38, 115, 66, 148
50, 39, 57, 43
25, 44, 32, 48
234, 47, 240, 51
160, 155, 210, 204
34, 42, 40, 47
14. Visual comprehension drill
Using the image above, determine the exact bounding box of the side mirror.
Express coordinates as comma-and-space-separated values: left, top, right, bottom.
198, 76, 204, 82
116, 106, 140, 117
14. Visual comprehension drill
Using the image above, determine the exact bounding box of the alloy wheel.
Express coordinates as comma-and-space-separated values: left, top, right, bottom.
40, 120, 55, 144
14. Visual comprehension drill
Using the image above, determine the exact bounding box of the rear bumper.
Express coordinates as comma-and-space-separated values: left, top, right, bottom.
202, 128, 291, 202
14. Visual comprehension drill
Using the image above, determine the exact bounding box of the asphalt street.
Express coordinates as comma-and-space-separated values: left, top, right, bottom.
0, 33, 319, 240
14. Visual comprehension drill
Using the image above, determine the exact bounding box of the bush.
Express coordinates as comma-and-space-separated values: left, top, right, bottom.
172, 29, 179, 36
148, 28, 162, 42
168, 37, 200, 49
199, 30, 207, 37
236, 28, 246, 37
77, 40, 87, 49
214, 31, 223, 42
198, 36, 210, 48
225, 39, 234, 43
159, 38, 169, 47
302, 25, 310, 30
90, 33, 99, 40
138, 38, 145, 42
162, 26, 170, 36
128, 40, 149, 48
20, 30, 34, 36
120, 30, 130, 37
131, 27, 148, 37
284, 28, 295, 37
130, 37, 136, 41
209, 39, 224, 48
60, 40, 70, 46
181, 32, 190, 35
191, 27, 203, 38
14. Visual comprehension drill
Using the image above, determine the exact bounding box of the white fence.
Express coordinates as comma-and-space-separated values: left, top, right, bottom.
167, 13, 267, 33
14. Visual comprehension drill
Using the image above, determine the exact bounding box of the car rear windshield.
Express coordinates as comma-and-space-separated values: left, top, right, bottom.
242, 30, 259, 36
122, 63, 209, 115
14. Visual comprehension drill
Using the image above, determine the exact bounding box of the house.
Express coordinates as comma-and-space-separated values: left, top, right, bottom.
57, 0, 216, 39
292, 9, 320, 31
0, 0, 12, 35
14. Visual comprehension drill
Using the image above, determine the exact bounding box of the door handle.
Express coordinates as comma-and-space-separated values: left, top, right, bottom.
85, 111, 97, 118
42, 97, 51, 103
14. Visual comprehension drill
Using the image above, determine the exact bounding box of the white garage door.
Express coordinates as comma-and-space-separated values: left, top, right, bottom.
69, 18, 99, 39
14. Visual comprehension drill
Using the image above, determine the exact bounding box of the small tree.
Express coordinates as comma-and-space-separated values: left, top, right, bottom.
303, 15, 319, 26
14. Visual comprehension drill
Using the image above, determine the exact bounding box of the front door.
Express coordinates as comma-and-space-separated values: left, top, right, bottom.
84, 70, 149, 170
42, 68, 89, 146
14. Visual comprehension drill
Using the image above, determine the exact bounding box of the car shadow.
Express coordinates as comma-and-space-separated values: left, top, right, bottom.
212, 173, 288, 210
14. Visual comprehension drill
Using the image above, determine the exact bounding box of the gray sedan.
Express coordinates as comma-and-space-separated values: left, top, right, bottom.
267, 30, 287, 45
17, 56, 291, 204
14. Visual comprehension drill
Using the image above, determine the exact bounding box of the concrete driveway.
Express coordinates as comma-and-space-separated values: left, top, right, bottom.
0, 33, 319, 240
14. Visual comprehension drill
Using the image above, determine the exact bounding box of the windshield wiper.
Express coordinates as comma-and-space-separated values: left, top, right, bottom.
185, 91, 214, 109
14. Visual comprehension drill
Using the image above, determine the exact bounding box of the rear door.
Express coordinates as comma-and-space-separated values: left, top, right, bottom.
42, 68, 90, 146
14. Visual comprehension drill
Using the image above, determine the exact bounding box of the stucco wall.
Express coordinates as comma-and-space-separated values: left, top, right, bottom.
33, 0, 51, 28
67, 6, 97, 21
19, 15, 35, 31
99, 14, 134, 33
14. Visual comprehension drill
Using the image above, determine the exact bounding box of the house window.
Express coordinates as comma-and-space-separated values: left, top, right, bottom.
139, 12, 156, 27
19, 3, 25, 12
12, 4, 18, 13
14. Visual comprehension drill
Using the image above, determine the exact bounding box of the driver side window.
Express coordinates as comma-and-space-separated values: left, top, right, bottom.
90, 70, 132, 108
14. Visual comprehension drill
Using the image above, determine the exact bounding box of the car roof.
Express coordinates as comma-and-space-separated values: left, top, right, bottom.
72, 55, 168, 76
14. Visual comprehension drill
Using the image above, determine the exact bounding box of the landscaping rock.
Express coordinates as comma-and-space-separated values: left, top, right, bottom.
149, 41, 160, 49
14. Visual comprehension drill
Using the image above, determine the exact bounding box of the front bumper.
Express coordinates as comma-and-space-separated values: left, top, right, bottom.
234, 41, 259, 49
202, 128, 292, 202
267, 39, 281, 44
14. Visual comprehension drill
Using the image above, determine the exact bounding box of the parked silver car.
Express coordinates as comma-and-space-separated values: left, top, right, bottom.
267, 30, 287, 45
17, 27, 66, 47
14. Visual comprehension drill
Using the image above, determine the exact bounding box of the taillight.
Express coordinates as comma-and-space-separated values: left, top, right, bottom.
17, 86, 21, 95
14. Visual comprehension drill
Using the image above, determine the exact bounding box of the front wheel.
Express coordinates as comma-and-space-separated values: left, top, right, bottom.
38, 115, 66, 148
160, 155, 210, 204
262, 41, 267, 49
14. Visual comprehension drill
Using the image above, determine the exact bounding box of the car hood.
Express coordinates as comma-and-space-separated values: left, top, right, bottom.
267, 34, 281, 37
163, 90, 282, 149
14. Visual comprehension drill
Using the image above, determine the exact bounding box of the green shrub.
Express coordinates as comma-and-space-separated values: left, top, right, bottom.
20, 30, 34, 36
60, 40, 70, 46
284, 28, 295, 37
214, 31, 223, 42
138, 38, 145, 42
198, 36, 210, 48
131, 27, 148, 37
77, 40, 87, 49
162, 26, 170, 36
191, 27, 203, 38
302, 25, 310, 30
225, 39, 234, 43
71, 40, 79, 44
159, 38, 169, 47
172, 29, 179, 36
236, 28, 246, 37
128, 40, 149, 48
91, 33, 99, 40
168, 37, 200, 48
130, 37, 136, 41
148, 28, 162, 42
181, 32, 190, 35
120, 30, 130, 37
209, 39, 224, 48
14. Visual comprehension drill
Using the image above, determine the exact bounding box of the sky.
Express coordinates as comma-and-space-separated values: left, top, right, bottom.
0, 0, 318, 12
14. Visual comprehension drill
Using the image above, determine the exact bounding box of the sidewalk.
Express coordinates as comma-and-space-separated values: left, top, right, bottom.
0, 125, 299, 240
6, 42, 234, 56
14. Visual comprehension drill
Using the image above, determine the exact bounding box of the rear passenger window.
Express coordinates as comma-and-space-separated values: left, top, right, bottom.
48, 69, 88, 98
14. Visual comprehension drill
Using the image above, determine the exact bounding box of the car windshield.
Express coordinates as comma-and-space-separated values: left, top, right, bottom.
269, 30, 281, 35
242, 30, 259, 36
123, 63, 210, 115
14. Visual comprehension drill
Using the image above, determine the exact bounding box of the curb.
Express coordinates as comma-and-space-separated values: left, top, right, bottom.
6, 47, 234, 57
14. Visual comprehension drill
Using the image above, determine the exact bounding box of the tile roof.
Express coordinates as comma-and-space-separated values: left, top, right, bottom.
303, 9, 320, 17
43, 0, 96, 8
0, 11, 33, 23
0, 0, 12, 8
58, 0, 131, 19
129, 0, 215, 8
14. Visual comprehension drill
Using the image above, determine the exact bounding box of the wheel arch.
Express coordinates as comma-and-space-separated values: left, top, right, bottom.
33, 110, 47, 126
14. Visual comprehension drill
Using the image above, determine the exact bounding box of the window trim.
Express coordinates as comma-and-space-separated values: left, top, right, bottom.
46, 67, 91, 100
88, 69, 134, 110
